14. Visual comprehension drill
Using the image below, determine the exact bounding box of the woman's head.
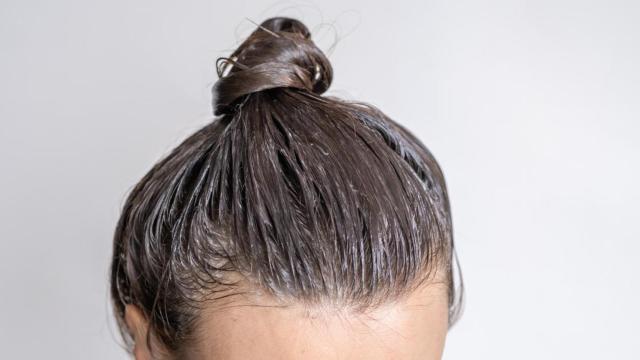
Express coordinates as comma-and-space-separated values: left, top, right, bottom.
110, 16, 462, 359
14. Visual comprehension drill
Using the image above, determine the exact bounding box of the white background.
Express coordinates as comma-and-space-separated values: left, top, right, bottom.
1, 0, 638, 359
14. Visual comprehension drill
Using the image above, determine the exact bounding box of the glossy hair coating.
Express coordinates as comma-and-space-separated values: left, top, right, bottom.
110, 16, 463, 356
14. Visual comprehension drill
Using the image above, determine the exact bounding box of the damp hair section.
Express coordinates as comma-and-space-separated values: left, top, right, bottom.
110, 16, 463, 356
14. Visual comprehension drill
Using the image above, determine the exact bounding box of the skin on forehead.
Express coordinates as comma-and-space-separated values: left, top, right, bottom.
184, 279, 450, 360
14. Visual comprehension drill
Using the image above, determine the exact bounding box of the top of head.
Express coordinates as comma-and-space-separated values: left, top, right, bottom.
212, 17, 333, 116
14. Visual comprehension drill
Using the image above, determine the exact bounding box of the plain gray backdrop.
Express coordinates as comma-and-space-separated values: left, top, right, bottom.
1, 0, 638, 359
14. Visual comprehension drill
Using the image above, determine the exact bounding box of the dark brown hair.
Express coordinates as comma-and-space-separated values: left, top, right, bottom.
110, 16, 463, 357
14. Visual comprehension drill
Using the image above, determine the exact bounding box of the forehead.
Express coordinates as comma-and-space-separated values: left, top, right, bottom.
185, 282, 449, 360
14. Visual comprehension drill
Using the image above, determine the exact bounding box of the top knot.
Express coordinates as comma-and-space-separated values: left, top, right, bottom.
212, 17, 333, 116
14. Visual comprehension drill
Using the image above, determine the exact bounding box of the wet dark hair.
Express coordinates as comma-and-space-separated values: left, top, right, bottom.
110, 16, 463, 357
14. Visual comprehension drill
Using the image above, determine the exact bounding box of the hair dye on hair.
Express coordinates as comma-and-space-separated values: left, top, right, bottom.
110, 16, 463, 356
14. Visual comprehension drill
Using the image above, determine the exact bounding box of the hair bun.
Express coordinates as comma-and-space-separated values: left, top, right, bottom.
212, 17, 333, 116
